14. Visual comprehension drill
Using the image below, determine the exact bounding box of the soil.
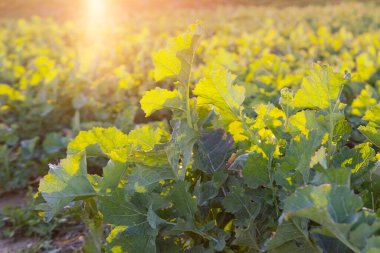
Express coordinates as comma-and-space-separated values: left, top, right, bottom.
0, 191, 27, 211
0, 191, 37, 253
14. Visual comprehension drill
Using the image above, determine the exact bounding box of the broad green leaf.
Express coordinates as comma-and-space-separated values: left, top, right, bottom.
140, 88, 182, 117
284, 184, 363, 252
349, 219, 380, 249
268, 241, 318, 253
333, 118, 351, 144
20, 137, 39, 160
193, 129, 233, 174
223, 186, 261, 225
277, 131, 322, 185
126, 164, 176, 193
99, 160, 128, 193
315, 235, 352, 253
168, 181, 197, 220
266, 219, 318, 252
147, 205, 167, 229
165, 120, 198, 179
311, 168, 351, 186
193, 67, 245, 122
364, 236, 380, 253
39, 152, 96, 220
193, 170, 228, 205
243, 153, 270, 189
42, 132, 65, 154
98, 188, 146, 226
293, 64, 346, 110
193, 180, 219, 206
333, 144, 375, 173
106, 223, 157, 253
232, 219, 260, 250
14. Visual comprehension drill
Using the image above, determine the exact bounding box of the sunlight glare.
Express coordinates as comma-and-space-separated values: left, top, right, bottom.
80, 0, 110, 74
85, 0, 107, 34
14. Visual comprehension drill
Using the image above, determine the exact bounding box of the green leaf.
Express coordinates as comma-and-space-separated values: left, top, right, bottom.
333, 144, 375, 173
140, 88, 182, 117
38, 152, 96, 220
193, 67, 245, 122
293, 64, 346, 110
311, 168, 351, 186
364, 236, 380, 253
193, 129, 233, 174
333, 118, 351, 144
168, 181, 197, 220
106, 223, 157, 253
42, 132, 65, 154
20, 137, 39, 160
359, 125, 380, 148
126, 164, 176, 193
98, 188, 147, 226
267, 219, 318, 252
284, 184, 363, 252
165, 120, 199, 179
99, 160, 128, 193
349, 212, 380, 249
193, 170, 228, 205
277, 131, 322, 185
147, 205, 167, 229
362, 104, 380, 126
268, 241, 318, 253
243, 153, 270, 189
223, 186, 261, 225
310, 147, 327, 169
288, 110, 321, 137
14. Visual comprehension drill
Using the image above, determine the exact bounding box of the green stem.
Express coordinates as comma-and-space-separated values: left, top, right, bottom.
185, 47, 196, 129
327, 107, 334, 169
327, 84, 344, 168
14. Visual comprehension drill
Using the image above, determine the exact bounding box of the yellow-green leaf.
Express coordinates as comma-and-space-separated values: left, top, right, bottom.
140, 88, 182, 117
67, 127, 129, 162
0, 84, 25, 101
294, 64, 345, 110
193, 68, 245, 122
39, 152, 96, 220
153, 24, 200, 82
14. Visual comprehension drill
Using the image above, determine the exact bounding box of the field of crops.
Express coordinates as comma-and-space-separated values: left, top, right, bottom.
1, 1, 380, 252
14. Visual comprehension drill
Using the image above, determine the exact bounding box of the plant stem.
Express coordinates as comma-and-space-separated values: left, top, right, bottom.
185, 46, 196, 129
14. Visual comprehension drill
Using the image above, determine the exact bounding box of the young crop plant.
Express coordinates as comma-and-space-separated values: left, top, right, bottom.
38, 24, 380, 253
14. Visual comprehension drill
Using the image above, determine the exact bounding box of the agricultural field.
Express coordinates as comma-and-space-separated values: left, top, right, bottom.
1, 0, 380, 252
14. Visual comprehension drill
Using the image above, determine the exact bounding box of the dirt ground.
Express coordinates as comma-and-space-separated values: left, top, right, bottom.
0, 191, 37, 253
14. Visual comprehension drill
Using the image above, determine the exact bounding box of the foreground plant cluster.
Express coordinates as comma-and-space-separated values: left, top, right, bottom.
37, 21, 380, 253
1, 2, 380, 253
